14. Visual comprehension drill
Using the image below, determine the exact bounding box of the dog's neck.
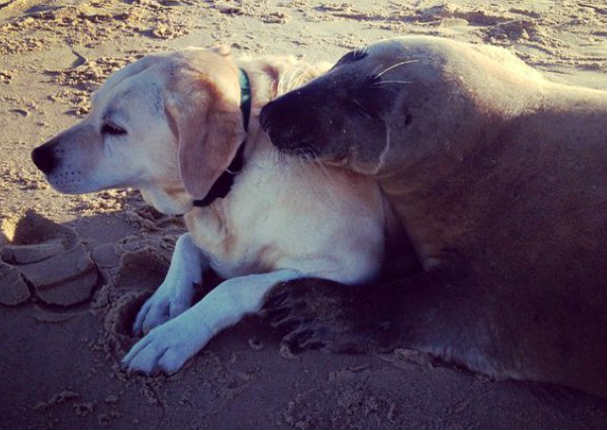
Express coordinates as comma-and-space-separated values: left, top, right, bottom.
191, 59, 330, 208
192, 68, 251, 208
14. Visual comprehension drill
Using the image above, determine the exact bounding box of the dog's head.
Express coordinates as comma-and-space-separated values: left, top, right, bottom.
31, 47, 246, 214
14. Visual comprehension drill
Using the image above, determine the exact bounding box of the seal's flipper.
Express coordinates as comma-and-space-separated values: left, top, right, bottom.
263, 278, 402, 354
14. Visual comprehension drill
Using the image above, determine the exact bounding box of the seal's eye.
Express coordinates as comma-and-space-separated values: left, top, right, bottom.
101, 121, 127, 136
332, 47, 368, 69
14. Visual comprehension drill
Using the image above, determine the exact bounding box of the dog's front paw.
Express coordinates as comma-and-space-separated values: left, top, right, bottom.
132, 280, 194, 336
122, 316, 209, 375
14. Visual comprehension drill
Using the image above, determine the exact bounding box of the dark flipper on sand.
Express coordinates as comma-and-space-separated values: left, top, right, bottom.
263, 277, 407, 354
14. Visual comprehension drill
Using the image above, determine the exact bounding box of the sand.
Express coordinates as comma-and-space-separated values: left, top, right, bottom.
0, 0, 605, 428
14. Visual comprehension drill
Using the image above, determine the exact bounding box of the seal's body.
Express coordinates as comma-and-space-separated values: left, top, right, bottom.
260, 36, 606, 396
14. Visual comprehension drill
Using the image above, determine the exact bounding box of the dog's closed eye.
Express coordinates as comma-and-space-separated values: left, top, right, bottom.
101, 121, 127, 136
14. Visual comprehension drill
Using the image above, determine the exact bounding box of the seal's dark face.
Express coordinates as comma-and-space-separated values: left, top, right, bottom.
262, 38, 509, 179
260, 46, 410, 174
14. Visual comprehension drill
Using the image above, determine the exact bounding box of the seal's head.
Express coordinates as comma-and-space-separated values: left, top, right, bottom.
260, 36, 535, 179
260, 41, 409, 176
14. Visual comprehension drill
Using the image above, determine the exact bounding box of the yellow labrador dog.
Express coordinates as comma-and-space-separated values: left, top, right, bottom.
31, 47, 392, 374
260, 36, 606, 396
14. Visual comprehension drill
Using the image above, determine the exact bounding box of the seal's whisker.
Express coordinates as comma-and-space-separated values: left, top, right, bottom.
375, 59, 419, 78
313, 156, 332, 181
372, 80, 413, 86
292, 145, 336, 184
277, 148, 287, 165
274, 147, 286, 168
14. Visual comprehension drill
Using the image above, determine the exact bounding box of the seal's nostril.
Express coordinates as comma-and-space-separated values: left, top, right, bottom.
31, 145, 57, 174
259, 102, 273, 131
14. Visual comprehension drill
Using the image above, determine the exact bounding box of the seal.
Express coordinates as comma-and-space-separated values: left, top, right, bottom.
259, 36, 606, 397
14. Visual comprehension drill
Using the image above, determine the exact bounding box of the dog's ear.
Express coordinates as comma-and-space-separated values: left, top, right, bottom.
165, 69, 245, 200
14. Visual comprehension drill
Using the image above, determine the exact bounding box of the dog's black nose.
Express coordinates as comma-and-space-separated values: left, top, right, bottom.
31, 144, 57, 174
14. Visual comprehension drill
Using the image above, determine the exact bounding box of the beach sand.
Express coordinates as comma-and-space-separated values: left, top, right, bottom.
0, 0, 605, 428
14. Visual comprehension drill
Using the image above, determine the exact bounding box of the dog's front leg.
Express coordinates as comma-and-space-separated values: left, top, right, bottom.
133, 233, 208, 335
122, 269, 303, 375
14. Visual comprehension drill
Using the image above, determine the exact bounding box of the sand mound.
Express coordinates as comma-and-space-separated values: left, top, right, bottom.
0, 210, 98, 307
0, 260, 30, 305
